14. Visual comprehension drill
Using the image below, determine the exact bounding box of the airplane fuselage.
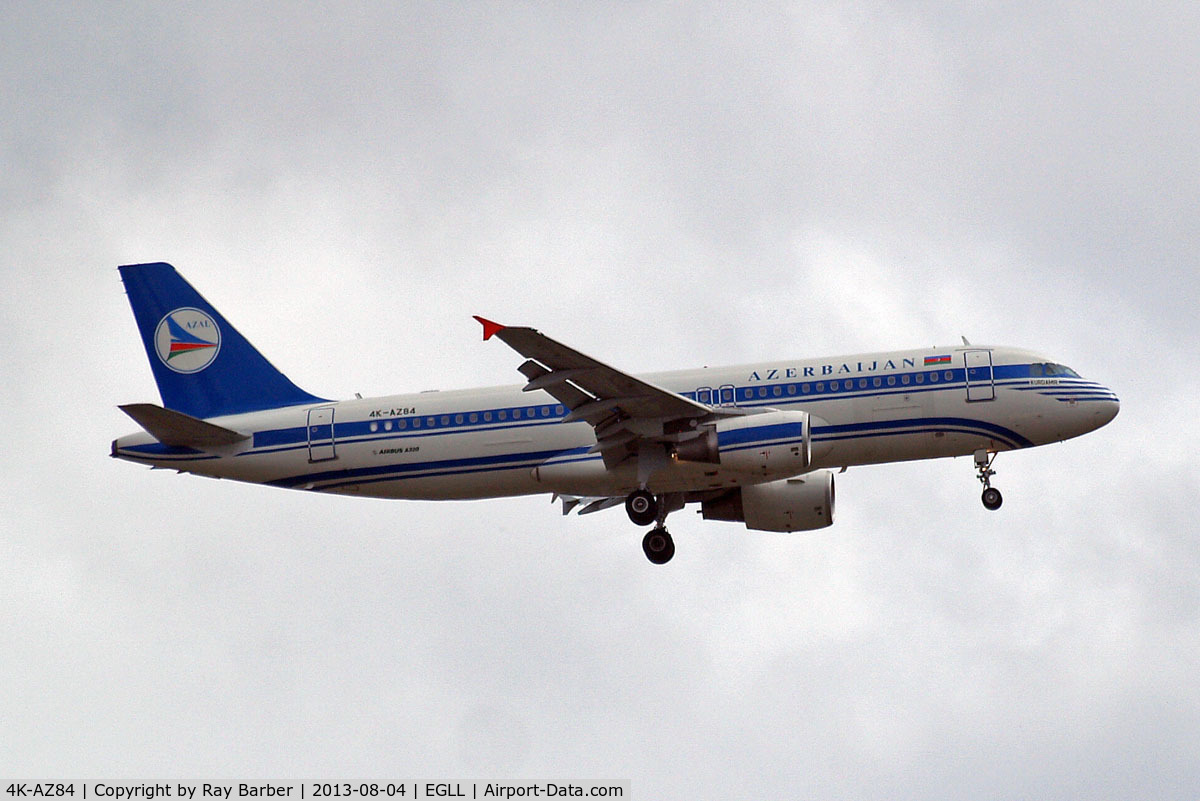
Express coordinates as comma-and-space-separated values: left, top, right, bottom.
113, 344, 1119, 501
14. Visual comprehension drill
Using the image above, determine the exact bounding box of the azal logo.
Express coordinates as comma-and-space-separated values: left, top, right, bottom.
154, 308, 221, 373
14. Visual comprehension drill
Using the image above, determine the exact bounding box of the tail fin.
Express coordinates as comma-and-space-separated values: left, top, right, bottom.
119, 262, 326, 418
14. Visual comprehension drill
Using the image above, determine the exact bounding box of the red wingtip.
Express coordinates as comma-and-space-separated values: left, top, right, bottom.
473, 315, 505, 341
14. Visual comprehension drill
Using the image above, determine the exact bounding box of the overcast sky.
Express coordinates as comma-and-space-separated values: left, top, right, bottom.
3, 2, 1198, 797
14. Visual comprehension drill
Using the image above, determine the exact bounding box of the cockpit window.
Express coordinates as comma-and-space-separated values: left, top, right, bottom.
1031, 362, 1080, 378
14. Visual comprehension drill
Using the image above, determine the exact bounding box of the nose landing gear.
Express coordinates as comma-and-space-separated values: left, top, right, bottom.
975, 449, 1003, 510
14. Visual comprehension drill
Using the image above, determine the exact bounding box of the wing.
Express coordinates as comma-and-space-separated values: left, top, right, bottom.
474, 316, 734, 471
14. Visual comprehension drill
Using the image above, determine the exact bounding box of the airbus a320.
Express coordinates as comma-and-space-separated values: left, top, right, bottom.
112, 263, 1119, 563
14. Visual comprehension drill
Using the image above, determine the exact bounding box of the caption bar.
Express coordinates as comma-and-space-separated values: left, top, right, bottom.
4, 785, 627, 800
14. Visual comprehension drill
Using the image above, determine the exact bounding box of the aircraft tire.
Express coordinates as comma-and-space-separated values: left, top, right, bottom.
642, 527, 675, 564
982, 487, 1003, 510
626, 489, 658, 526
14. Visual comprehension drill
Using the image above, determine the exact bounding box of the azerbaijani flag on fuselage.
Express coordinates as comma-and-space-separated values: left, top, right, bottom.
924, 354, 952, 366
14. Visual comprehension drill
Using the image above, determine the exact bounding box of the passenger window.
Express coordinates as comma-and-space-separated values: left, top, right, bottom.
483, 412, 492, 422
441, 416, 450, 425
412, 418, 421, 428
398, 419, 407, 429
886, 376, 894, 386
498, 411, 507, 421
773, 386, 782, 397
698, 388, 712, 404
802, 383, 811, 393
758, 387, 767, 398
859, 378, 867, 389
556, 405, 564, 415
787, 384, 796, 395
369, 422, 378, 432
915, 374, 924, 384
384, 420, 393, 431
817, 382, 825, 392
944, 371, 953, 381
513, 408, 522, 419
542, 407, 550, 417
742, 388, 752, 400
469, 413, 478, 423
930, 372, 939, 383
454, 414, 463, 424
426, 417, 436, 427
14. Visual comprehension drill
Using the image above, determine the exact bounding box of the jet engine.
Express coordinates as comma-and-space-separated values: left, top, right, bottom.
701, 470, 835, 532
674, 410, 814, 476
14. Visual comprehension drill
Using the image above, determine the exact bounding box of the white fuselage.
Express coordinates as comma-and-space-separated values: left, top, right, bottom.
112, 345, 1119, 500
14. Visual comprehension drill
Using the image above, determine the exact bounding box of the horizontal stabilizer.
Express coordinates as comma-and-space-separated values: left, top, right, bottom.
119, 403, 249, 448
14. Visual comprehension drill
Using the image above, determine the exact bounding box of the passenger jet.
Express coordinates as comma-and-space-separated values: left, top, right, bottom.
112, 263, 1119, 563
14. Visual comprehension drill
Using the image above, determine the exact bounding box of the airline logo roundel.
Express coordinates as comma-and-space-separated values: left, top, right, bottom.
154, 308, 221, 373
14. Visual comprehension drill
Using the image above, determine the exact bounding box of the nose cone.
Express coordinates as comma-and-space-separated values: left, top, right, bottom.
1096, 391, 1120, 427
1042, 385, 1120, 444
1081, 386, 1120, 433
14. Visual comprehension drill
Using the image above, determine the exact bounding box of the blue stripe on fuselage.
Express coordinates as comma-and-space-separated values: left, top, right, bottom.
267, 446, 590, 489
262, 415, 1031, 492
176, 363, 1051, 475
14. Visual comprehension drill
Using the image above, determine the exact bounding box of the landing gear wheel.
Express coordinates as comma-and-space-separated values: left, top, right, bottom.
625, 489, 658, 526
642, 527, 675, 564
981, 487, 1003, 511
974, 449, 1003, 511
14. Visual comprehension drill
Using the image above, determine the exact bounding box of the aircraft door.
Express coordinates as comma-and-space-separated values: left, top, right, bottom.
964, 350, 995, 402
307, 407, 337, 462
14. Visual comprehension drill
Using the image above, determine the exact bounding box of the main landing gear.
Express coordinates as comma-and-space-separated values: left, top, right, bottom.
641, 527, 675, 565
625, 489, 658, 526
975, 449, 1003, 510
626, 489, 676, 564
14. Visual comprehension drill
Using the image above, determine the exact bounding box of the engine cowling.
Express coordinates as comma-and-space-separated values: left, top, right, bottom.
701, 470, 835, 532
674, 410, 813, 476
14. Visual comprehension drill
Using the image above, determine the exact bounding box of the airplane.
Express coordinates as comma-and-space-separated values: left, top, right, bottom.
111, 262, 1120, 564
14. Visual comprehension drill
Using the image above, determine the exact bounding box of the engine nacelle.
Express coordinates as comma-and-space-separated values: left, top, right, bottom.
701, 470, 835, 532
675, 410, 813, 476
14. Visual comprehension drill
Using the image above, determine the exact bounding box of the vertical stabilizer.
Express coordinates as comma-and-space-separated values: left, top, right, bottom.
119, 262, 326, 418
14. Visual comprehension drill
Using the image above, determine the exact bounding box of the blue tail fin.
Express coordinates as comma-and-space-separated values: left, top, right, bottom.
120, 262, 327, 418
